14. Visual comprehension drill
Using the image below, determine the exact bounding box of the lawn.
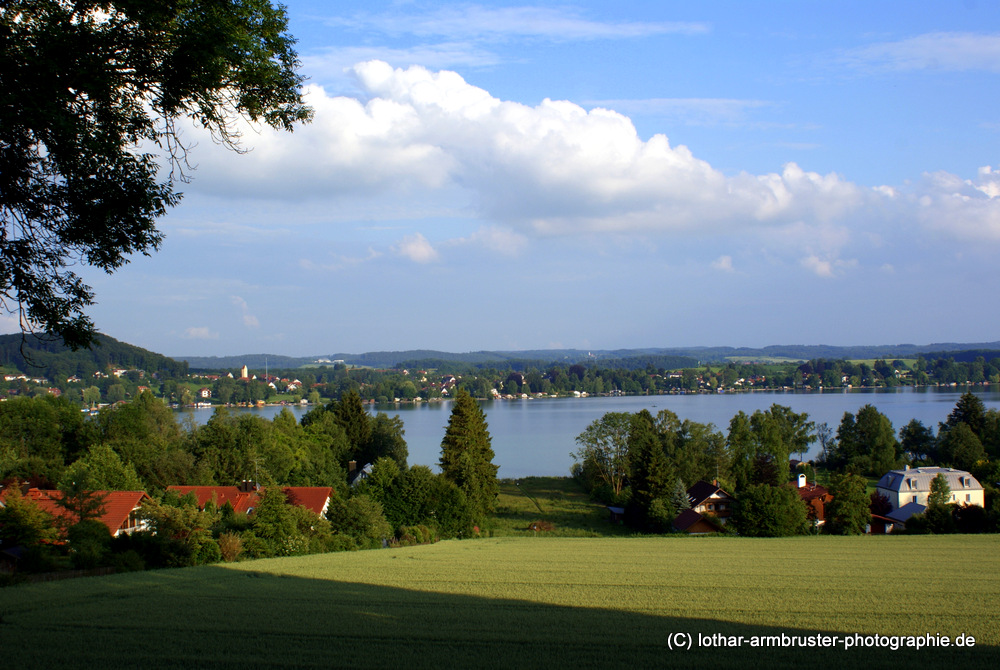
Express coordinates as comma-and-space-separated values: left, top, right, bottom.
489, 476, 632, 536
1, 535, 997, 668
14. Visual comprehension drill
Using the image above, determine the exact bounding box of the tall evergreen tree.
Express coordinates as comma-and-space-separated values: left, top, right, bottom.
330, 390, 372, 462
439, 389, 498, 522
625, 410, 672, 529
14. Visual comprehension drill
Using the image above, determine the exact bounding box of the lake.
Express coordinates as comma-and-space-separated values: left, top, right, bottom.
177, 386, 1000, 478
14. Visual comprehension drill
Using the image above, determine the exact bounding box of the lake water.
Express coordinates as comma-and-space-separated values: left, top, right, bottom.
177, 387, 1000, 478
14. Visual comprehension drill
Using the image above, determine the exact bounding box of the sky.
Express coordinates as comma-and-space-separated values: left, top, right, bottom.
12, 1, 1000, 357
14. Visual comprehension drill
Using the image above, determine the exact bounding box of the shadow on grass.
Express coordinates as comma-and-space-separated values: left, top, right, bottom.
1, 565, 995, 669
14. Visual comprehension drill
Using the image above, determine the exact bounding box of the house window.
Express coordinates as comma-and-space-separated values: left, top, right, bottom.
966, 494, 971, 502
912, 495, 917, 503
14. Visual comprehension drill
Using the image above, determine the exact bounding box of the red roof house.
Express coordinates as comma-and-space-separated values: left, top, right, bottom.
167, 485, 332, 518
793, 473, 832, 526
0, 488, 151, 537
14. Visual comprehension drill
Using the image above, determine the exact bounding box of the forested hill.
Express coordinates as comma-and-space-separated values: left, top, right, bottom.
0, 334, 188, 379
179, 342, 1000, 371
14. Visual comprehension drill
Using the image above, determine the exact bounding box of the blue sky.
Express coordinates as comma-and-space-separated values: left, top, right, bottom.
12, 1, 1000, 357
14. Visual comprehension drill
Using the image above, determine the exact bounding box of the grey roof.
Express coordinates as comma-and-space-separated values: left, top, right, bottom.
886, 502, 926, 523
876, 467, 982, 494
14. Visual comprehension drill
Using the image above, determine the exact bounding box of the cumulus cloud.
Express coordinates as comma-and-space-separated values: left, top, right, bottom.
187, 60, 1000, 268
711, 255, 735, 272
393, 233, 440, 263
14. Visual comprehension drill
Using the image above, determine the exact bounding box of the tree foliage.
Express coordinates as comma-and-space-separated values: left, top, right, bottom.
439, 390, 498, 522
829, 405, 900, 475
573, 411, 633, 501
732, 484, 809, 537
826, 473, 870, 535
0, 0, 311, 347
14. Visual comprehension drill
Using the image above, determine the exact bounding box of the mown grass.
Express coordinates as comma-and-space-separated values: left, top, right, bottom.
1, 535, 997, 669
490, 476, 631, 537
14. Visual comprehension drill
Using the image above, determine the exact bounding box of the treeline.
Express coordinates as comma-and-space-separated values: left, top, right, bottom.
0, 389, 499, 578
572, 393, 1000, 537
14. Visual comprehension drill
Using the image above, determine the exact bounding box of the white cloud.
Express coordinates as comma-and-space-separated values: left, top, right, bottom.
800, 255, 857, 278
711, 255, 735, 272
327, 6, 708, 41
800, 255, 835, 278
841, 32, 1000, 73
231, 296, 260, 328
451, 225, 528, 255
299, 248, 383, 272
184, 61, 1000, 269
393, 233, 440, 263
183, 327, 219, 340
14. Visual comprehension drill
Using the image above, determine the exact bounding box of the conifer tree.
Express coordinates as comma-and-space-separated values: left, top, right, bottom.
439, 389, 498, 522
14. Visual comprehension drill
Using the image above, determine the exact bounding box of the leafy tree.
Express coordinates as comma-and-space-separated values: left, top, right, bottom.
325, 491, 391, 549
826, 473, 870, 535
0, 483, 58, 546
869, 490, 892, 517
439, 389, 499, 522
573, 411, 633, 500
937, 422, 985, 472
732, 484, 809, 537
899, 419, 935, 464
66, 518, 111, 569
945, 392, 986, 438
1, 0, 311, 347
365, 413, 408, 469
55, 478, 107, 526
245, 487, 304, 557
831, 405, 899, 475
58, 443, 144, 491
137, 497, 220, 567
927, 473, 951, 508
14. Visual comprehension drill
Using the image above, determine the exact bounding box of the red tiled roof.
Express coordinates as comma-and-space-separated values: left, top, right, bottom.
795, 483, 831, 501
281, 487, 332, 517
0, 488, 150, 537
167, 486, 259, 514
166, 485, 332, 517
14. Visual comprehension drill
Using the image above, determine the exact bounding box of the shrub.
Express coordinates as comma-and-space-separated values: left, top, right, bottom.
218, 532, 243, 563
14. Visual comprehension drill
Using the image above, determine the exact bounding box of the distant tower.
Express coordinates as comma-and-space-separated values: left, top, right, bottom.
240, 364, 249, 379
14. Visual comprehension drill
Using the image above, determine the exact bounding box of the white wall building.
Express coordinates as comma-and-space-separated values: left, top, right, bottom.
876, 467, 984, 510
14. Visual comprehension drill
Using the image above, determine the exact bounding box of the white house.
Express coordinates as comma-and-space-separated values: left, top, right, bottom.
875, 467, 984, 510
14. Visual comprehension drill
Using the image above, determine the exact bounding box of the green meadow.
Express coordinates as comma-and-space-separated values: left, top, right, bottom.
1, 535, 997, 669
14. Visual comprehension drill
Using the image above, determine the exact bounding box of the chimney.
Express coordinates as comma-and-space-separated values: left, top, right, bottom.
797, 473, 807, 488
348, 460, 357, 475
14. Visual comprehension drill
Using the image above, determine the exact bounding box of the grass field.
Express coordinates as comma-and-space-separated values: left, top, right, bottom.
490, 476, 631, 536
1, 535, 997, 668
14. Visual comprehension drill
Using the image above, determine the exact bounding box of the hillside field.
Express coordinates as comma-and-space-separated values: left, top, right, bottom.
1, 535, 997, 668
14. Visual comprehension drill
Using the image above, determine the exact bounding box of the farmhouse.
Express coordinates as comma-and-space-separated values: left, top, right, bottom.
875, 467, 984, 510
0, 487, 151, 537
686, 480, 735, 521
673, 481, 734, 534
